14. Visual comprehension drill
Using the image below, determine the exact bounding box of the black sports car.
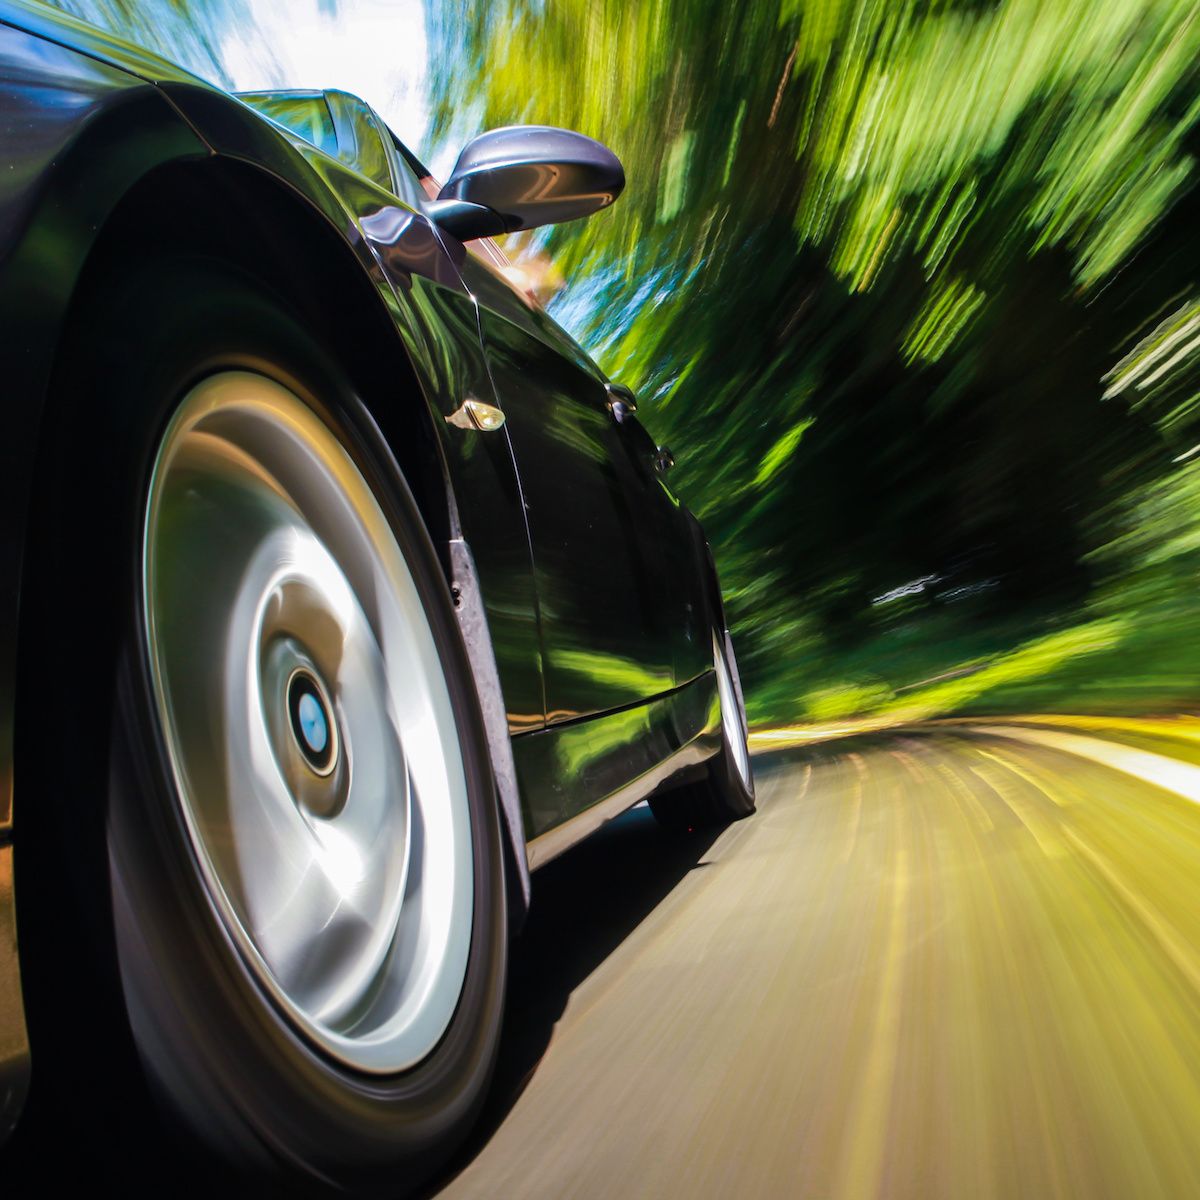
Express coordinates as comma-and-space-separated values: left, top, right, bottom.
0, 1, 754, 1188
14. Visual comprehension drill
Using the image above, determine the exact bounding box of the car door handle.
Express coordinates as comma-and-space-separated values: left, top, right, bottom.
653, 445, 675, 474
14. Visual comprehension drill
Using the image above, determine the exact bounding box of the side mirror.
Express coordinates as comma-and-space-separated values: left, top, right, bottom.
427, 125, 624, 242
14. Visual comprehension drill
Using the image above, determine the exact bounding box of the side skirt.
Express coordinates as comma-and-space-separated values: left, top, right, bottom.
518, 672, 721, 871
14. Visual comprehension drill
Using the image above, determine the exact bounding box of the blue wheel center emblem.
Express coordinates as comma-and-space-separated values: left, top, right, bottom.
297, 692, 327, 753
288, 671, 335, 773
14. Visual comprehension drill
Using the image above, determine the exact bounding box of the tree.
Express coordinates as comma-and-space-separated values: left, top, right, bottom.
427, 0, 1200, 715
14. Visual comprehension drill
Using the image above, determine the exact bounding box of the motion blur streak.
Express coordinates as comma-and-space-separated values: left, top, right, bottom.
439, 730, 1200, 1199
427, 0, 1200, 731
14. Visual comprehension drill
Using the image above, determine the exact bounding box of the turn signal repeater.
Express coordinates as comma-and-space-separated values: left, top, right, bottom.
446, 397, 506, 432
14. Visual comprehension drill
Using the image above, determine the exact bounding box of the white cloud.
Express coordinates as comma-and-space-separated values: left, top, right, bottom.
220, 0, 432, 153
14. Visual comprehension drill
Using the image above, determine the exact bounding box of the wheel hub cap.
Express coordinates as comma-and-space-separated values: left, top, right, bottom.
142, 372, 473, 1074
288, 669, 334, 772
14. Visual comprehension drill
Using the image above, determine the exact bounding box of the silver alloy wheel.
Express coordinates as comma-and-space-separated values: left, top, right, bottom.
713, 629, 752, 791
142, 371, 474, 1074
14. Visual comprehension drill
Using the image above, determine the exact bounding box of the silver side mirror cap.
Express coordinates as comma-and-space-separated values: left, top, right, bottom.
428, 125, 624, 241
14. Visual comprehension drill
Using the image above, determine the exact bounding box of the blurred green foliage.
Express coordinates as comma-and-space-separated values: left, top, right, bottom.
427, 0, 1200, 724
42, 0, 1200, 724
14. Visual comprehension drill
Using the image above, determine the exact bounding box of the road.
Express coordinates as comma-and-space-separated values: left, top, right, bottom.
434, 722, 1200, 1199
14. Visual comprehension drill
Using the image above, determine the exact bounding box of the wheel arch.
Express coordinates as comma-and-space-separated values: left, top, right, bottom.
50, 154, 458, 546
13, 151, 530, 1005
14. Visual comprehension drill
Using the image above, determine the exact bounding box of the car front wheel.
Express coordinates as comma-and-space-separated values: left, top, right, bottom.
16, 256, 506, 1191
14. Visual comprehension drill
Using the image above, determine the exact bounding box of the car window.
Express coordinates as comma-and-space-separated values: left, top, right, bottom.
236, 91, 339, 159
323, 90, 395, 193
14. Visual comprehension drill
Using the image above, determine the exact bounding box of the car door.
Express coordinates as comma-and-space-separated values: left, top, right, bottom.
458, 251, 684, 724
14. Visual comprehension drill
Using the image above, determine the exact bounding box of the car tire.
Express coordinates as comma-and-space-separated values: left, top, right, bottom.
15, 254, 506, 1191
649, 626, 756, 831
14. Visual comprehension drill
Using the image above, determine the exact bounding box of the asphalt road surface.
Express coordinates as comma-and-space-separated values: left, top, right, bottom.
434, 722, 1200, 1200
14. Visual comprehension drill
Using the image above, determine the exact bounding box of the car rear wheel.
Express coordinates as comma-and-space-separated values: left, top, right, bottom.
16, 256, 506, 1190
649, 626, 756, 830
